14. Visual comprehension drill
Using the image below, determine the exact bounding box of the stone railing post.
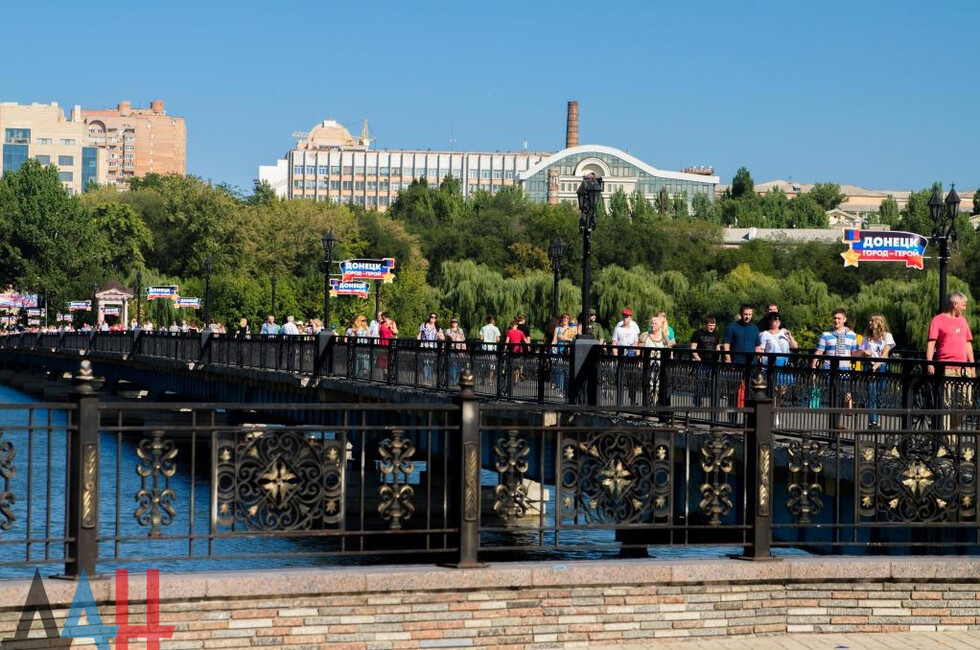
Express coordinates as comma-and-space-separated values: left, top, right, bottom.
65, 360, 100, 578
743, 371, 775, 561
457, 368, 481, 567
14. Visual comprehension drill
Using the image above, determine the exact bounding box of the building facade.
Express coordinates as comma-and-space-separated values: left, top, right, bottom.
518, 144, 718, 211
82, 100, 186, 188
260, 116, 717, 213
0, 102, 106, 194
261, 119, 548, 209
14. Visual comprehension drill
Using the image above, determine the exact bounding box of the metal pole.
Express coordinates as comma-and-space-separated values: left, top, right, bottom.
323, 258, 330, 332
375, 279, 381, 318
456, 368, 481, 567
581, 226, 593, 338
203, 257, 212, 327
66, 360, 99, 578
552, 266, 560, 318
938, 236, 949, 315
136, 270, 142, 326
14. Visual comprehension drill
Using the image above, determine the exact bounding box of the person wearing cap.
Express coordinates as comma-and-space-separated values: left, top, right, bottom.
587, 309, 607, 344
611, 308, 640, 356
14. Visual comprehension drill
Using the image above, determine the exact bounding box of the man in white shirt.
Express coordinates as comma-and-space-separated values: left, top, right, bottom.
480, 315, 501, 350
368, 310, 383, 338
611, 308, 640, 356
281, 315, 300, 335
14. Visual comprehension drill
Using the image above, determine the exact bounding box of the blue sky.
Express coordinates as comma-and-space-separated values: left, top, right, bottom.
5, 1, 978, 193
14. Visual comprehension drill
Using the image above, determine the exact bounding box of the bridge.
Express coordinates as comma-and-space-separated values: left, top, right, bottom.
0, 328, 977, 582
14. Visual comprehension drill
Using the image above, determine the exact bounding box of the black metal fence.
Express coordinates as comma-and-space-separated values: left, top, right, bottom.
3, 370, 980, 578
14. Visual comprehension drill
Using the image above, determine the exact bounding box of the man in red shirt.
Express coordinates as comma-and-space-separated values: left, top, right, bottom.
925, 291, 975, 427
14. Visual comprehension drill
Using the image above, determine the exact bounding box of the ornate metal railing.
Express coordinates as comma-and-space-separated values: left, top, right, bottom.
1, 331, 978, 429
3, 366, 980, 578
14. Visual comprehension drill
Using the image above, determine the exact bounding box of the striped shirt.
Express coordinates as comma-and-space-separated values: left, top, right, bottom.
816, 328, 858, 369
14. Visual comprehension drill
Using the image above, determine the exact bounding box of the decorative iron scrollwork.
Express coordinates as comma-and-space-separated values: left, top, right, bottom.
560, 430, 669, 524
135, 430, 178, 536
0, 432, 14, 531
493, 430, 530, 522
759, 445, 772, 518
786, 435, 824, 523
215, 430, 337, 531
378, 429, 415, 529
699, 431, 734, 524
858, 433, 965, 522
82, 444, 98, 529
463, 444, 478, 522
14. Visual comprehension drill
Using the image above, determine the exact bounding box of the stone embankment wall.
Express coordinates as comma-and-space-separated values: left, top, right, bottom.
2, 558, 980, 648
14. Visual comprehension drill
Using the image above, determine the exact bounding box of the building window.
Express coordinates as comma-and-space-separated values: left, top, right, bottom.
366, 181, 377, 191
293, 166, 303, 175
2, 144, 28, 173
36, 137, 52, 145
480, 170, 491, 179
60, 139, 76, 146
58, 155, 74, 167
59, 171, 73, 182
504, 170, 515, 180
4, 128, 30, 144
317, 166, 328, 175
305, 165, 315, 174
330, 181, 340, 190
342, 166, 353, 175
390, 167, 402, 176
379, 167, 390, 175
36, 155, 50, 165
342, 181, 352, 190
330, 165, 340, 174
354, 181, 364, 190
82, 147, 98, 189
492, 170, 502, 179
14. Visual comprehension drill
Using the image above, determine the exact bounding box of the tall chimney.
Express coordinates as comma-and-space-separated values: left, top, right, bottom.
566, 101, 579, 149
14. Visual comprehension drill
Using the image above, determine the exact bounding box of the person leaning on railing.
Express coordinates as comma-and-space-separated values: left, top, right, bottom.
925, 291, 975, 427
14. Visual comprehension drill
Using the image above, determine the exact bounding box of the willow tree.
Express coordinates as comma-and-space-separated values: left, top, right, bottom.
592, 265, 674, 328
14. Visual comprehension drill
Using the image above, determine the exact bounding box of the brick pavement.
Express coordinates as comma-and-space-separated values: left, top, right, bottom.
615, 631, 980, 649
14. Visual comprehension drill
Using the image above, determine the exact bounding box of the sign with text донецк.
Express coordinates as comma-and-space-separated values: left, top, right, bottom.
330, 279, 370, 298
339, 258, 395, 283
841, 229, 928, 269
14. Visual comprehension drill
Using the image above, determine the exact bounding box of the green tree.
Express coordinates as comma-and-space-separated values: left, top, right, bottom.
0, 159, 102, 309
629, 190, 655, 222
608, 187, 631, 220
248, 180, 279, 206
877, 195, 900, 226
730, 166, 755, 199
90, 202, 152, 275
973, 188, 980, 216
899, 183, 942, 236
692, 193, 721, 223
809, 183, 846, 211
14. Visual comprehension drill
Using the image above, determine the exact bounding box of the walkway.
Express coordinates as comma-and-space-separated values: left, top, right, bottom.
620, 631, 980, 649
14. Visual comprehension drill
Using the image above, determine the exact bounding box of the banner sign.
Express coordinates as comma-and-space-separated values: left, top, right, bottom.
27, 308, 45, 317
27, 318, 40, 326
58, 313, 72, 322
147, 285, 179, 300
0, 293, 38, 309
841, 230, 927, 269
68, 301, 92, 312
104, 307, 121, 316
339, 258, 395, 283
329, 279, 371, 298
1, 316, 16, 325
176, 297, 201, 309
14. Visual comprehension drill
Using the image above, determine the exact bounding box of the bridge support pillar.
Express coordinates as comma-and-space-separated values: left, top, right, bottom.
456, 369, 482, 567
570, 338, 599, 405
64, 360, 100, 578
743, 372, 776, 561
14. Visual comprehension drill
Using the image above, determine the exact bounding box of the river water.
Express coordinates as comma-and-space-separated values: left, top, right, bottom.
0, 384, 809, 580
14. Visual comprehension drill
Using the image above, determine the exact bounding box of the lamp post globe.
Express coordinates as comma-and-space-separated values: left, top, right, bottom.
322, 230, 336, 332
576, 173, 603, 338
931, 185, 960, 314
548, 237, 564, 317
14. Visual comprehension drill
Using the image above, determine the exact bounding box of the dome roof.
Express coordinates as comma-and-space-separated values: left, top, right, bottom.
300, 119, 357, 149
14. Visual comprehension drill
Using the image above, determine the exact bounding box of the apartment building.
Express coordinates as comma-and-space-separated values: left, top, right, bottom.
0, 102, 106, 194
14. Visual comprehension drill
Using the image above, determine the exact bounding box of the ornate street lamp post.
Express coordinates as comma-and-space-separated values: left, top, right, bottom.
271, 274, 277, 318
203, 257, 212, 328
322, 230, 336, 332
929, 185, 960, 314
548, 237, 563, 318
575, 173, 603, 338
